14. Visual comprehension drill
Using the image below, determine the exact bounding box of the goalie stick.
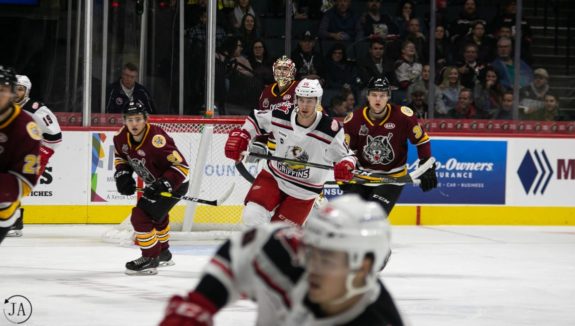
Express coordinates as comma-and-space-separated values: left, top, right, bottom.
136, 183, 235, 206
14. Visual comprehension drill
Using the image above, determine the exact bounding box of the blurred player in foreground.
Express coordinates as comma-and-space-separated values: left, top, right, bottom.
159, 194, 404, 326
0, 66, 41, 244
225, 78, 356, 227
7, 74, 62, 237
113, 101, 190, 275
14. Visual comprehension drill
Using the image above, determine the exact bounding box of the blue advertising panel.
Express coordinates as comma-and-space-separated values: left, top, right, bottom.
399, 139, 507, 204
323, 139, 507, 204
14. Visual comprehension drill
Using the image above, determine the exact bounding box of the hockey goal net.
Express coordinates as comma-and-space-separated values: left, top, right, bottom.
103, 116, 254, 243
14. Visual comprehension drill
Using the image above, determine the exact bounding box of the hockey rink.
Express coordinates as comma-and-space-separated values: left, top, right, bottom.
2, 225, 575, 326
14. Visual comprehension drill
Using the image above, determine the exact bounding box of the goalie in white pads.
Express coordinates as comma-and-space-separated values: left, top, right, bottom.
7, 74, 63, 237
224, 78, 356, 226
160, 194, 404, 326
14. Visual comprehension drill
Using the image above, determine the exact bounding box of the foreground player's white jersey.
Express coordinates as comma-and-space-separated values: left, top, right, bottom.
199, 223, 404, 326
241, 108, 355, 199
21, 99, 62, 150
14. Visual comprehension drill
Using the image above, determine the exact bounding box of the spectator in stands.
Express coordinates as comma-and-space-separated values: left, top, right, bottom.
456, 43, 486, 89
448, 0, 487, 45
216, 37, 253, 77
495, 25, 513, 40
491, 36, 533, 90
357, 38, 395, 89
450, 88, 484, 119
395, 40, 423, 91
434, 25, 452, 71
394, 0, 416, 39
474, 66, 505, 118
328, 95, 348, 117
341, 87, 356, 112
408, 84, 428, 119
493, 90, 514, 120
236, 13, 260, 56
457, 21, 495, 63
106, 63, 155, 114
519, 68, 550, 117
407, 63, 430, 103
247, 39, 274, 85
230, 0, 256, 31
530, 93, 566, 121
435, 66, 463, 117
319, 0, 361, 41
186, 9, 227, 49
405, 18, 428, 63
291, 30, 326, 80
324, 43, 359, 93
358, 0, 400, 41
492, 0, 533, 64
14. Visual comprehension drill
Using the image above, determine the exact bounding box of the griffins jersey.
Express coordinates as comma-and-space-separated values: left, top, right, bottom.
195, 223, 404, 326
241, 108, 355, 200
0, 105, 42, 226
21, 99, 62, 150
257, 80, 298, 112
113, 123, 189, 188
344, 104, 429, 175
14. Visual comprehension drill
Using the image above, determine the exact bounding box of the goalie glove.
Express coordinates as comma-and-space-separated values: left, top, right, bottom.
159, 292, 217, 326
114, 170, 136, 196
38, 145, 54, 176
334, 160, 355, 182
224, 128, 251, 161
144, 178, 172, 200
418, 158, 438, 192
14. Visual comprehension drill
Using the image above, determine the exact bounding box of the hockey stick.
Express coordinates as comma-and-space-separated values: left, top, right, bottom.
136, 183, 235, 206
244, 152, 335, 170
235, 161, 255, 183
326, 157, 436, 185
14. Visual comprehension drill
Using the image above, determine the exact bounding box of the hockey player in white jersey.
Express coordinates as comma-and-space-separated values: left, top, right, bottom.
8, 75, 62, 237
159, 194, 404, 326
224, 78, 357, 226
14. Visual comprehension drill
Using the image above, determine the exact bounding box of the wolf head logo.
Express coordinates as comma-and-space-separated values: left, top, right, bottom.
363, 134, 394, 165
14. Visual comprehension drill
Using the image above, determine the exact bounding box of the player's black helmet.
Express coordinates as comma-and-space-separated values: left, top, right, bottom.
0, 66, 17, 90
367, 77, 391, 93
123, 100, 148, 117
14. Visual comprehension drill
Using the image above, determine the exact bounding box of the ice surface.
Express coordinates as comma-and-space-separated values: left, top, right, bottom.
2, 225, 575, 326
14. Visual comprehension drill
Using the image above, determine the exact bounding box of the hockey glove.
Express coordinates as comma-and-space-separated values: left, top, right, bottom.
114, 170, 136, 196
334, 160, 355, 182
418, 158, 438, 192
245, 135, 269, 163
224, 128, 251, 161
38, 145, 54, 176
144, 178, 172, 200
160, 292, 217, 326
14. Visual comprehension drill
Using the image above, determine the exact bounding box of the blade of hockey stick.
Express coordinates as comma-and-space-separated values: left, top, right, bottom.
136, 183, 235, 206
244, 152, 335, 170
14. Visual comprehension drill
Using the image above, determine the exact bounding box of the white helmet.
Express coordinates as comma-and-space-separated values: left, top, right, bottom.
16, 75, 32, 102
304, 194, 390, 301
295, 78, 323, 110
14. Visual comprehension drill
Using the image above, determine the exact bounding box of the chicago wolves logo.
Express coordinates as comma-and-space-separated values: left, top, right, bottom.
128, 156, 156, 184
363, 134, 394, 165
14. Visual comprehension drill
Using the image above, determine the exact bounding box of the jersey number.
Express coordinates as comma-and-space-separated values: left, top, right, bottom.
23, 154, 40, 175
43, 115, 54, 126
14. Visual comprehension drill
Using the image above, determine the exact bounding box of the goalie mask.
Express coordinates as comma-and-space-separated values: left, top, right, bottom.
303, 194, 390, 302
272, 55, 296, 87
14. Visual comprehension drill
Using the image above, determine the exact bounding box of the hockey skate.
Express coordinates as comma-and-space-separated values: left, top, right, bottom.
125, 256, 159, 275
6, 211, 23, 237
158, 249, 175, 267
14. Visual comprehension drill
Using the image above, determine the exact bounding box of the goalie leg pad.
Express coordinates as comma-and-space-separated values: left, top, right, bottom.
242, 202, 272, 228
